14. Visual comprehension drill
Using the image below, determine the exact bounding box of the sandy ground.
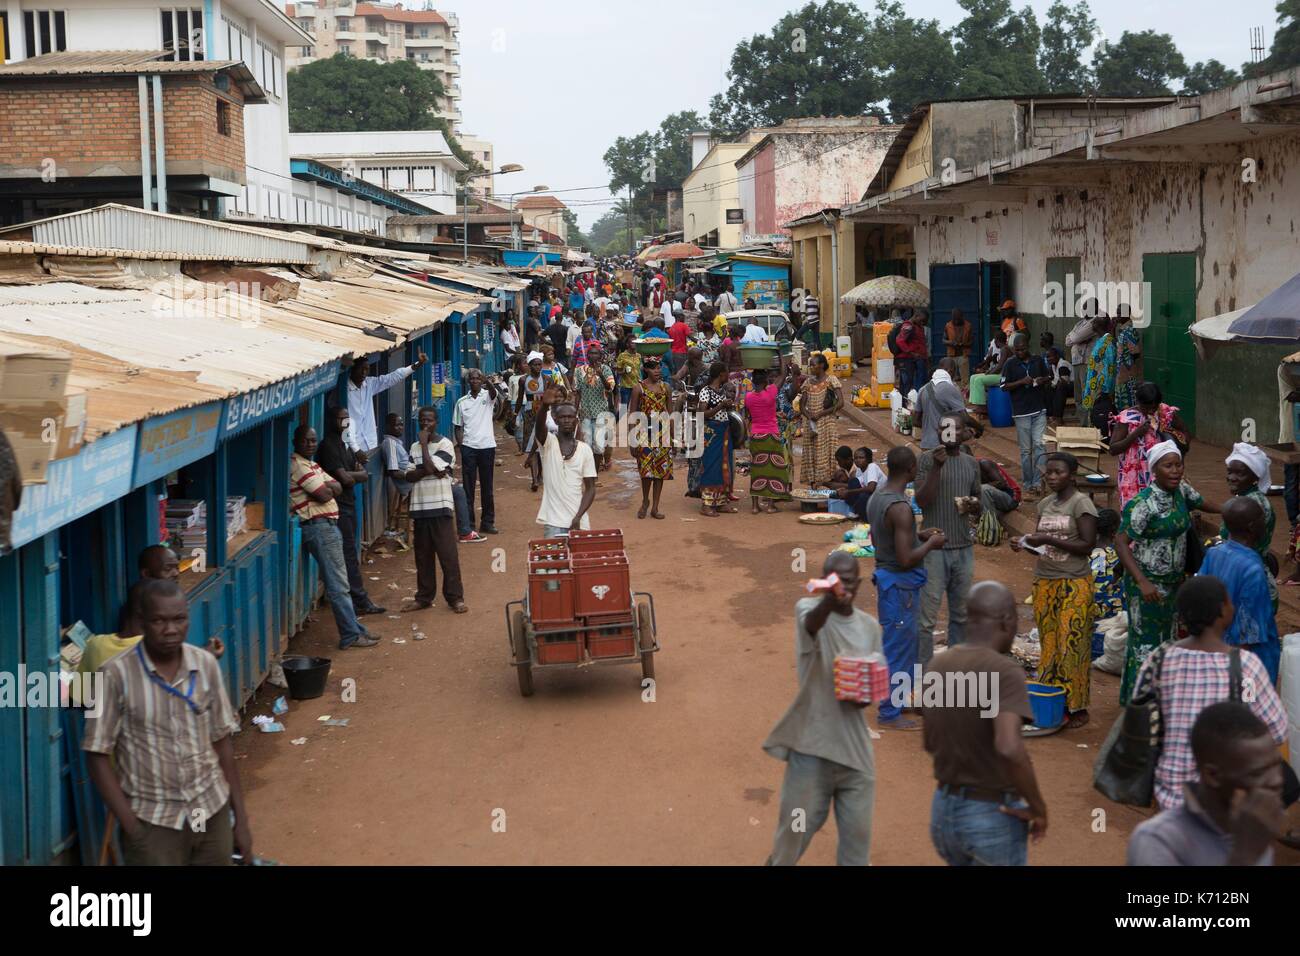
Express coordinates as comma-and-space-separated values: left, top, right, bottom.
232, 431, 1278, 866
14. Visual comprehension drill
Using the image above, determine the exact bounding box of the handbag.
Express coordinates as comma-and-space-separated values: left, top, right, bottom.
1093, 642, 1170, 806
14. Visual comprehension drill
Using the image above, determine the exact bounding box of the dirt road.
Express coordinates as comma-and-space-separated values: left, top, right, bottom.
237, 439, 1157, 866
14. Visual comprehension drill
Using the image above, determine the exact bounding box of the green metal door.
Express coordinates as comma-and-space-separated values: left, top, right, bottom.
1141, 253, 1198, 431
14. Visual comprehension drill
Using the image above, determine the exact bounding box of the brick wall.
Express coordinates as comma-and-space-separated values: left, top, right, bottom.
0, 74, 245, 180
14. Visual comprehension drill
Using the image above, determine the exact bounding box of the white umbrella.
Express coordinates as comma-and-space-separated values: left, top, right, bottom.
1188, 305, 1253, 361
841, 275, 930, 309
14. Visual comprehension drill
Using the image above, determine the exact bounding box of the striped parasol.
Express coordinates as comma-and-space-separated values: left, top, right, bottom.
840, 275, 931, 309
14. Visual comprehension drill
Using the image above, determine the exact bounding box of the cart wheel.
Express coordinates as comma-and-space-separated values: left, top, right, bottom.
637, 602, 655, 684
510, 608, 535, 697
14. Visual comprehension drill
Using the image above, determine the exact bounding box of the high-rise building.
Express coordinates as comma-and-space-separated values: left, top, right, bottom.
457, 134, 495, 196
284, 2, 461, 130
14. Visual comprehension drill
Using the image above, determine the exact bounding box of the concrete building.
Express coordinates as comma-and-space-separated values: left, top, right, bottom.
288, 129, 466, 214
836, 76, 1300, 446
681, 130, 763, 249
283, 1, 462, 130
513, 194, 568, 245
0, 0, 402, 231
734, 116, 900, 247
458, 133, 495, 196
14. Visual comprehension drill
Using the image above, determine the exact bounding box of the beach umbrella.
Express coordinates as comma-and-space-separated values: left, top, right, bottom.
1188, 306, 1253, 361
1225, 271, 1300, 343
840, 275, 931, 309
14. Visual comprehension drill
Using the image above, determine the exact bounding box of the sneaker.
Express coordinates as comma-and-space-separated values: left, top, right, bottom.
459, 531, 486, 543
342, 634, 380, 649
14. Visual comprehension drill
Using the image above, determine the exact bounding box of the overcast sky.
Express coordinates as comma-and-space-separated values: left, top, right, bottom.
446, 0, 1281, 230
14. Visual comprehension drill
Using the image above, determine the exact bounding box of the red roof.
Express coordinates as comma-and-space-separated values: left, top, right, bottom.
515, 195, 567, 209
354, 3, 447, 24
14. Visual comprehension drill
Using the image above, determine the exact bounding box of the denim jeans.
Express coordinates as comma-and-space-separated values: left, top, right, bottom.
874, 567, 927, 720
299, 520, 368, 647
460, 444, 495, 528
1013, 410, 1047, 491
918, 546, 975, 664
452, 483, 471, 536
768, 750, 874, 866
930, 788, 1029, 866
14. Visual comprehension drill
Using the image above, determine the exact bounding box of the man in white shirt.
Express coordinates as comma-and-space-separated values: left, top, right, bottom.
740, 320, 771, 344
452, 369, 499, 535
693, 291, 708, 311
715, 284, 739, 314
533, 387, 597, 537
346, 351, 428, 454
660, 296, 676, 327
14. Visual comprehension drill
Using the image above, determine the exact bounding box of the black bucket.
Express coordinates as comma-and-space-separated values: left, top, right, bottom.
282, 656, 331, 700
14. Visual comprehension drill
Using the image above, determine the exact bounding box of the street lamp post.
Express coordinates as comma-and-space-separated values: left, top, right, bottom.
462, 163, 523, 262
503, 185, 551, 251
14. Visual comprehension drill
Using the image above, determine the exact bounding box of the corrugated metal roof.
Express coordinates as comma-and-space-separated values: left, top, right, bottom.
0, 50, 266, 100
0, 238, 298, 263
0, 206, 319, 264
388, 261, 528, 293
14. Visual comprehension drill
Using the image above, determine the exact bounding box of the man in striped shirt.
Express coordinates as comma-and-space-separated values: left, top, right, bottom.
291, 425, 378, 649
84, 579, 250, 865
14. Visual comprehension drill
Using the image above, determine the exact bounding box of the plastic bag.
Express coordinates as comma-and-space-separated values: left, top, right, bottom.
1092, 612, 1129, 674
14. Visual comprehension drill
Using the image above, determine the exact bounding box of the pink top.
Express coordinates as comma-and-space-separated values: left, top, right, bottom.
745, 384, 779, 436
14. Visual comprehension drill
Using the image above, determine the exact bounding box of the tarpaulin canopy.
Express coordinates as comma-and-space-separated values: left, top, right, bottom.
1225, 271, 1300, 343
637, 242, 703, 262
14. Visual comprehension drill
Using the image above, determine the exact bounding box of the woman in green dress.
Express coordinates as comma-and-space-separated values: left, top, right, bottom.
1114, 440, 1219, 703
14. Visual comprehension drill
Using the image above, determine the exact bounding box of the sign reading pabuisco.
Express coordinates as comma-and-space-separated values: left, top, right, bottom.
220, 361, 340, 438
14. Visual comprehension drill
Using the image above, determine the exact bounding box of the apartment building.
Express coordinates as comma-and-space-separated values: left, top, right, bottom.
283, 1, 461, 130
458, 133, 495, 196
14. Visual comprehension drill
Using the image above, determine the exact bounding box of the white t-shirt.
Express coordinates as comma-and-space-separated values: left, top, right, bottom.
660, 299, 675, 325
693, 293, 707, 310
741, 323, 770, 344
855, 462, 887, 490
452, 388, 497, 449
536, 431, 597, 530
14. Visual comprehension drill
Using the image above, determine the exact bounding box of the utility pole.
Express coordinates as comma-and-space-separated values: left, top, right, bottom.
626, 184, 633, 255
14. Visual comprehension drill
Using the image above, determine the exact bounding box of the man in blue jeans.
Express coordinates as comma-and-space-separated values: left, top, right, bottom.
923, 581, 1046, 865
1000, 333, 1049, 497
289, 425, 378, 649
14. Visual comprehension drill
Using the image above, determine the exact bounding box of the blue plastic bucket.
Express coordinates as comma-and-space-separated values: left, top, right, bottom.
987, 385, 1013, 428
1026, 681, 1066, 728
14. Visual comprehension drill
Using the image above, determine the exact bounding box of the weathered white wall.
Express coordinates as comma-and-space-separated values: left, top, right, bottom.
773, 127, 897, 232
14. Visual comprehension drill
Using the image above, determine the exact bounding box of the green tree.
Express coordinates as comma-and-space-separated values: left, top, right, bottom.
1039, 1, 1097, 93
603, 111, 703, 200
874, 1, 960, 120
1258, 0, 1300, 73
603, 130, 659, 197
1180, 59, 1241, 94
1092, 30, 1188, 95
950, 0, 1044, 97
288, 55, 480, 175
707, 0, 882, 135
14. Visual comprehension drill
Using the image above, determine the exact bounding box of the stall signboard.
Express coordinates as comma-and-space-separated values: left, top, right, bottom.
220, 361, 341, 439
132, 402, 223, 488
9, 424, 139, 550
725, 209, 744, 224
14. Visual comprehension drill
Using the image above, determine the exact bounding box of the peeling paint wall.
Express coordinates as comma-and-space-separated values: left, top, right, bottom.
910, 131, 1300, 444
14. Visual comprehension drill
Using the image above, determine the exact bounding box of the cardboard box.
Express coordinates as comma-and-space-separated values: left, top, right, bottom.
0, 396, 75, 484
49, 391, 86, 461
0, 342, 71, 402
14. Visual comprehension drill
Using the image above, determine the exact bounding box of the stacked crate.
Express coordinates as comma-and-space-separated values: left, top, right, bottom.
526, 530, 636, 661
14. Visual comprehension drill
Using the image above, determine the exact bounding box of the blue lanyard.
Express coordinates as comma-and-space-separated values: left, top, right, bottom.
136, 644, 200, 715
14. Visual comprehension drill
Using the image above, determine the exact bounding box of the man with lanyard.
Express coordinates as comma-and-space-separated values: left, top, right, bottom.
316, 405, 387, 616
84, 579, 251, 865
453, 369, 499, 536
290, 425, 379, 649
533, 386, 597, 537
345, 351, 428, 456
1000, 333, 1050, 498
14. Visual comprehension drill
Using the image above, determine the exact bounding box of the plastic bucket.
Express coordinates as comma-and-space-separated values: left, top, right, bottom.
1026, 681, 1067, 728
282, 656, 332, 700
987, 385, 1013, 428
739, 344, 780, 370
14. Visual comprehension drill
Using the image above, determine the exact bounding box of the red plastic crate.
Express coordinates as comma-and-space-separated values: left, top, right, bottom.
572, 553, 632, 617
568, 529, 624, 555
528, 538, 570, 559
529, 568, 576, 628
537, 632, 582, 664
586, 623, 637, 660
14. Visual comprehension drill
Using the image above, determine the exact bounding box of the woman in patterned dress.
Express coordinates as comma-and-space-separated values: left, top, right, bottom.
630, 357, 673, 519
1113, 309, 1142, 410
1220, 442, 1275, 560
798, 353, 843, 486
1114, 441, 1220, 703
1082, 318, 1116, 428
1108, 382, 1188, 506
697, 362, 738, 516
1089, 508, 1126, 659
744, 366, 793, 513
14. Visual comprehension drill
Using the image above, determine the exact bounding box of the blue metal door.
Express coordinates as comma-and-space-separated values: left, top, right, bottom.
929, 263, 980, 360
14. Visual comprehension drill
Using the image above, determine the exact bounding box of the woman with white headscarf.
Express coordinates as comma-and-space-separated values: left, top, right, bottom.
1221, 442, 1274, 559
1114, 440, 1220, 703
